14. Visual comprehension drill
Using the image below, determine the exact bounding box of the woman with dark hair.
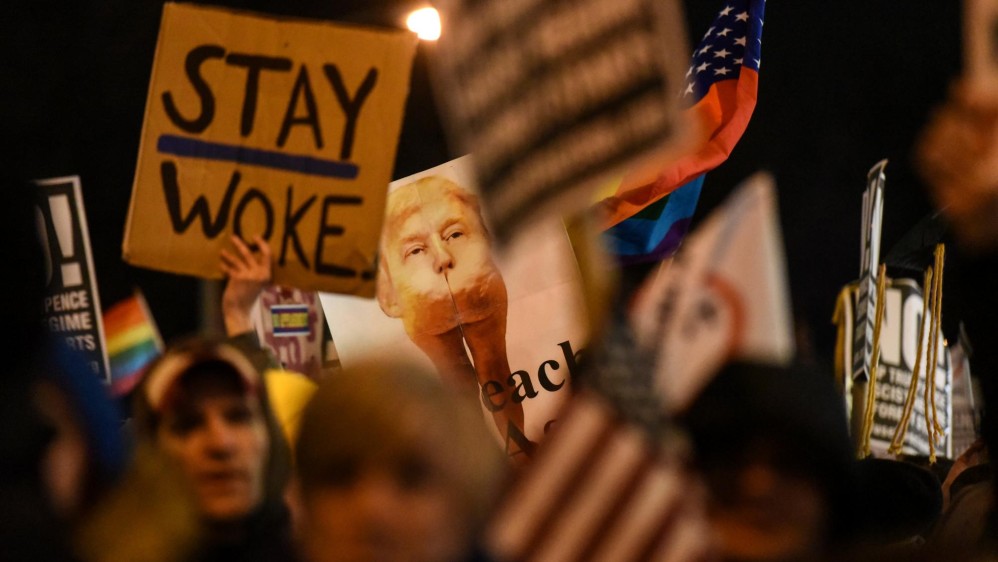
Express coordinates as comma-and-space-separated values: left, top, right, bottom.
131, 336, 297, 562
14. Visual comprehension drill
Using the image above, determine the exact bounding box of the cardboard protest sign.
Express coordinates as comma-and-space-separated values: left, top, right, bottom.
949, 341, 979, 458
319, 155, 588, 460
124, 3, 417, 296
432, 0, 693, 245
253, 286, 336, 380
630, 172, 794, 412
834, 279, 953, 458
35, 176, 110, 383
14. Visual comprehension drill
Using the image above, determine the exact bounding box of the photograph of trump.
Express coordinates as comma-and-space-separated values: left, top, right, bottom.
376, 175, 529, 455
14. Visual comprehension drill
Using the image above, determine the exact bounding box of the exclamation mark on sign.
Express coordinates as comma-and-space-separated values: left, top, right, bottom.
49, 195, 82, 287
34, 205, 53, 286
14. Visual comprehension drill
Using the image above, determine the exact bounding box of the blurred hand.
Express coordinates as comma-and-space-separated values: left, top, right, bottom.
220, 234, 272, 336
916, 80, 998, 252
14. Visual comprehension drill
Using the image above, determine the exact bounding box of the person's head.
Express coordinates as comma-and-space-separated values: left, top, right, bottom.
679, 361, 856, 561
377, 176, 506, 338
33, 338, 127, 521
294, 358, 507, 562
133, 337, 290, 527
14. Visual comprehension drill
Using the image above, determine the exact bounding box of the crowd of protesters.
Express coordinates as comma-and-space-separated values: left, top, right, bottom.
3, 1, 998, 552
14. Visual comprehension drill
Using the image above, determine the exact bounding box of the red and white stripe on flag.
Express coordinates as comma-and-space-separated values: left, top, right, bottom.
484, 392, 714, 561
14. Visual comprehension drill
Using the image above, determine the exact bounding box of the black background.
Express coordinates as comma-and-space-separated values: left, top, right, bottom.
3, 1, 962, 366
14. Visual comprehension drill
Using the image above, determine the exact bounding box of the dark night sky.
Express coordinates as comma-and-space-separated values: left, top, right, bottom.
4, 1, 963, 365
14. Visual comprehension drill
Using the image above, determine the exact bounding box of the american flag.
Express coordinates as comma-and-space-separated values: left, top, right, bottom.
681, 1, 763, 105
601, 0, 765, 265
483, 318, 714, 561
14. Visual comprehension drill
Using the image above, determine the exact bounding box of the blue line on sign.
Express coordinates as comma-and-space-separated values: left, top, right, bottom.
157, 134, 359, 179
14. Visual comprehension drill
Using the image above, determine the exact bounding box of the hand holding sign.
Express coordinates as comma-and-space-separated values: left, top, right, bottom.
916, 79, 998, 252
221, 235, 272, 336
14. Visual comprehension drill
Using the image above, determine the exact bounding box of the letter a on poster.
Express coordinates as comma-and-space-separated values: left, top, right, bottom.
123, 3, 417, 296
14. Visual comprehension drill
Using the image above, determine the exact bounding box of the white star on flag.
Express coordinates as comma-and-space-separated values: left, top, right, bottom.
713, 48, 731, 58
735, 11, 749, 21
734, 36, 747, 47
698, 44, 713, 55
696, 62, 711, 73
713, 67, 731, 76
719, 5, 734, 16
734, 57, 744, 65
684, 83, 695, 96
717, 28, 732, 37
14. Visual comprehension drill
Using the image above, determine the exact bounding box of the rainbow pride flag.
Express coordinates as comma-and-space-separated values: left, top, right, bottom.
599, 0, 765, 264
103, 291, 162, 397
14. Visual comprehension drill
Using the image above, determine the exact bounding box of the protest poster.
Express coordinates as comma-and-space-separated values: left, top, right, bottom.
253, 286, 336, 380
35, 176, 110, 383
853, 160, 886, 383
432, 0, 693, 245
630, 172, 794, 412
834, 279, 953, 458
319, 155, 588, 460
949, 341, 979, 458
123, 3, 417, 296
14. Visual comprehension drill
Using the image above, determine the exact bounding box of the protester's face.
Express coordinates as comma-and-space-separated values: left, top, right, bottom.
383, 182, 506, 336
156, 373, 269, 523
707, 452, 829, 561
34, 381, 88, 519
300, 410, 469, 562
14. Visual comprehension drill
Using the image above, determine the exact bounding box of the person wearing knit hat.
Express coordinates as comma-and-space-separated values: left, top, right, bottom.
132, 336, 297, 562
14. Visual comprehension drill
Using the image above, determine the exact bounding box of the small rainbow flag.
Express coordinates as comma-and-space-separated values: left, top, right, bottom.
103, 290, 162, 397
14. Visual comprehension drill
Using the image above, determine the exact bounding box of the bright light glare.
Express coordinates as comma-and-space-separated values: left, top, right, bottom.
406, 7, 441, 41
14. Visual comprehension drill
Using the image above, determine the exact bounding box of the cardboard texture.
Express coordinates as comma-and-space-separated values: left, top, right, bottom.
124, 3, 417, 295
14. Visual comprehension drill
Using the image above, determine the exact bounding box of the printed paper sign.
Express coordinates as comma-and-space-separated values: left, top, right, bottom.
319, 155, 588, 460
124, 3, 417, 295
853, 161, 886, 383
949, 341, 979, 458
254, 287, 331, 380
432, 0, 692, 244
631, 172, 794, 412
836, 279, 953, 458
35, 176, 110, 383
